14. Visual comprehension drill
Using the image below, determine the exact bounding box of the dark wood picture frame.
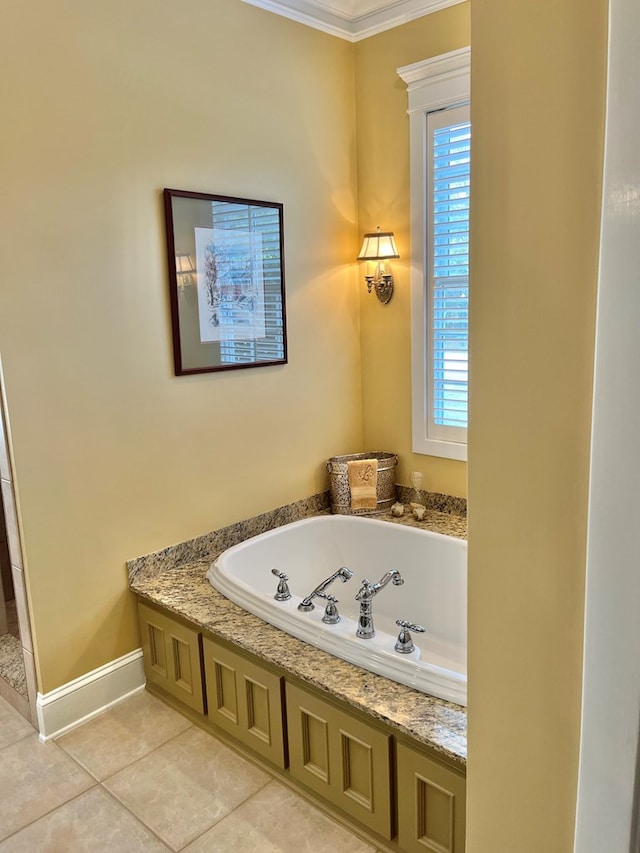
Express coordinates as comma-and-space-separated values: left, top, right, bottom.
163, 188, 288, 375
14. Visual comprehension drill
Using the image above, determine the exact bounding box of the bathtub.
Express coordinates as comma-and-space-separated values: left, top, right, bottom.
206, 515, 467, 706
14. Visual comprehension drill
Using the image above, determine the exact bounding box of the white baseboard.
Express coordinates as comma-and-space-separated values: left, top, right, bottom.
36, 649, 145, 742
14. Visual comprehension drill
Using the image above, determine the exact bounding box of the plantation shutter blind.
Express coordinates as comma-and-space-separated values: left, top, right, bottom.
211, 202, 285, 366
426, 105, 470, 440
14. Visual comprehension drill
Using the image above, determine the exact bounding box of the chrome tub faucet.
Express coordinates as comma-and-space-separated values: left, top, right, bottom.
355, 570, 404, 639
298, 566, 354, 612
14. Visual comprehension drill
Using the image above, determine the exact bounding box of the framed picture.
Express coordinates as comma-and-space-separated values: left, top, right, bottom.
163, 188, 288, 375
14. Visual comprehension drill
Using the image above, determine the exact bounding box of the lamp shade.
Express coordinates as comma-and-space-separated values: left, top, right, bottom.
357, 228, 399, 261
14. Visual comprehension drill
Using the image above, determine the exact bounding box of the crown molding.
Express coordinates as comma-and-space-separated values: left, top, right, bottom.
398, 45, 470, 112
240, 0, 466, 42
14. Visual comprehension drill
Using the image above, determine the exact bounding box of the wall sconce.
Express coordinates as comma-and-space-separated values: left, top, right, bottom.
175, 253, 195, 288
357, 226, 399, 304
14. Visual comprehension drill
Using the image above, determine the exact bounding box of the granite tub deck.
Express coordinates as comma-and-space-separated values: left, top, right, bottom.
128, 492, 468, 768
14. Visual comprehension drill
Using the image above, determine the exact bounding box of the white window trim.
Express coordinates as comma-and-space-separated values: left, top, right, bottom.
398, 47, 470, 462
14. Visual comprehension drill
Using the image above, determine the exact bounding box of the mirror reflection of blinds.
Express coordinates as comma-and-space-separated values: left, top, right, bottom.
430, 113, 470, 430
211, 202, 284, 365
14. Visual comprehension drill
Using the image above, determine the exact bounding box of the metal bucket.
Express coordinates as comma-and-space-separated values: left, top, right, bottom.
326, 452, 398, 515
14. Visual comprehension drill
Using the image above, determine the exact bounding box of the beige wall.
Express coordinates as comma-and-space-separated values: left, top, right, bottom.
355, 5, 470, 498
1, 0, 362, 692
467, 1, 607, 851
2, 6, 612, 847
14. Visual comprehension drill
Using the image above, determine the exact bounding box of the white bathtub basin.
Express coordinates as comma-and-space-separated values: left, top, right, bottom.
206, 515, 467, 706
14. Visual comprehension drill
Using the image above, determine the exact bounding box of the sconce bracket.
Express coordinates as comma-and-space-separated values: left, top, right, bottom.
366, 275, 394, 304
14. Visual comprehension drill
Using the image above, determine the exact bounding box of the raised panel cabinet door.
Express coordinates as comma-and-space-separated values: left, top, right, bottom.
286, 683, 392, 840
396, 743, 466, 853
138, 602, 205, 713
202, 637, 286, 769
286, 683, 333, 801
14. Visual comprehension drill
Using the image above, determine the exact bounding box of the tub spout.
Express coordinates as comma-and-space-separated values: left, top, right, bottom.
298, 566, 353, 612
355, 570, 404, 639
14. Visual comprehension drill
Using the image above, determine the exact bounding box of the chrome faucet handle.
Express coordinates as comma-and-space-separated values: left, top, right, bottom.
394, 619, 426, 654
355, 578, 372, 600
271, 568, 291, 602
320, 594, 341, 625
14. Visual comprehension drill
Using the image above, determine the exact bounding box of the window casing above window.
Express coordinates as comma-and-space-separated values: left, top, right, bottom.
398, 47, 471, 462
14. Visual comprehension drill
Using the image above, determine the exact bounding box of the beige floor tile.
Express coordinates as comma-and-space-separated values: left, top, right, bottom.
56, 690, 192, 780
105, 727, 271, 851
0, 735, 94, 842
183, 780, 377, 853
0, 786, 171, 852
0, 694, 33, 750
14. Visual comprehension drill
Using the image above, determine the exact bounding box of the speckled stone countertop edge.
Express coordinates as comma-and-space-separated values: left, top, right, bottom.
129, 494, 468, 767
0, 633, 27, 697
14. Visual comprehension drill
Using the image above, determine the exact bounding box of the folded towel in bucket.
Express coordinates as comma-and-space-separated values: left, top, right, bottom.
347, 458, 378, 510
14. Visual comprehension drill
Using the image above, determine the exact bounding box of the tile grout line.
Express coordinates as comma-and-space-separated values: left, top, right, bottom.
0, 719, 175, 850
55, 717, 196, 784
94, 728, 276, 851
0, 778, 101, 846
98, 784, 173, 851
0, 695, 381, 852
0, 728, 36, 754
1, 691, 379, 851
174, 776, 277, 851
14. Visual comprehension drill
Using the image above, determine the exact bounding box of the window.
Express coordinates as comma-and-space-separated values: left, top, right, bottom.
428, 107, 470, 438
398, 48, 470, 461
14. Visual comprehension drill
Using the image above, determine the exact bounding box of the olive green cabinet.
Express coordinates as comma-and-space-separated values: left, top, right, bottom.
286, 681, 392, 840
138, 601, 204, 714
136, 599, 465, 852
203, 636, 287, 770
396, 742, 466, 853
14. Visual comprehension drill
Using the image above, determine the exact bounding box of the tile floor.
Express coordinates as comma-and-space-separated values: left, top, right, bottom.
0, 689, 383, 852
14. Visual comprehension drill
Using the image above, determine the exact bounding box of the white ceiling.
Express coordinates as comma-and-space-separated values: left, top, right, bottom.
240, 0, 465, 41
